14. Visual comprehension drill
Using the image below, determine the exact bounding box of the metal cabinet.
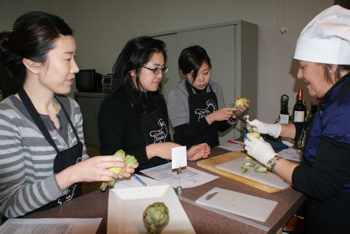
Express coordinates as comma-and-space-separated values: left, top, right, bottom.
75, 92, 106, 148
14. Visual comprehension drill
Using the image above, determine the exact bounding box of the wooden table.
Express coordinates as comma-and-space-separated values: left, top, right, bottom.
24, 147, 305, 234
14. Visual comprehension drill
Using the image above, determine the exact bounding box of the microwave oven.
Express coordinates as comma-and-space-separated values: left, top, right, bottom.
75, 69, 102, 92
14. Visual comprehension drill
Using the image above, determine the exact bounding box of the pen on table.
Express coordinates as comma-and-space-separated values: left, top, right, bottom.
228, 140, 244, 147
134, 175, 147, 186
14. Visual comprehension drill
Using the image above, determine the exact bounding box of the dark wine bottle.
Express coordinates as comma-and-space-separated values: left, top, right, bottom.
293, 89, 306, 122
309, 96, 323, 118
279, 94, 290, 124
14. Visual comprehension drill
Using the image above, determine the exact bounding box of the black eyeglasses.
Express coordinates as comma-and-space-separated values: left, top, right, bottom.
142, 66, 168, 75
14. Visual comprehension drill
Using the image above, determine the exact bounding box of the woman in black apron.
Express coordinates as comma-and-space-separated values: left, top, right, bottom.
167, 45, 249, 148
0, 12, 137, 219
98, 36, 210, 170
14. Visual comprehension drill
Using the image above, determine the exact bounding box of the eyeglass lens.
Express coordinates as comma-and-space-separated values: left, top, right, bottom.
143, 66, 168, 74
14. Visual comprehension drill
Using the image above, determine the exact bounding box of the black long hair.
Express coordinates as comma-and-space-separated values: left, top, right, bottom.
0, 11, 72, 98
178, 45, 211, 81
111, 36, 167, 114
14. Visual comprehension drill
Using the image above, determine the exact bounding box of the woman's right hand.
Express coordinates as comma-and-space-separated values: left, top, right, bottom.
187, 143, 211, 161
206, 107, 235, 124
56, 155, 136, 191
146, 142, 181, 160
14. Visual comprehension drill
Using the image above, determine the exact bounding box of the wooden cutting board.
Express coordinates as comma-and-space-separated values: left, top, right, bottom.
197, 151, 290, 193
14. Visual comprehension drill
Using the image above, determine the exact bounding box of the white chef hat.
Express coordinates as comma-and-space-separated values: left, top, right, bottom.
294, 5, 350, 65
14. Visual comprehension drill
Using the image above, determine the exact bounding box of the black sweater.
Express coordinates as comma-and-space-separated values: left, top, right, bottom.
98, 90, 169, 170
293, 122, 350, 233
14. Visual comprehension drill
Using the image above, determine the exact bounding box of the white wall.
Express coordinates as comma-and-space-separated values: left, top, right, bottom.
0, 0, 334, 122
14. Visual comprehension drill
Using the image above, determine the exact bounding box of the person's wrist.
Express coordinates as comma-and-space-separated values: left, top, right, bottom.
205, 114, 214, 125
146, 144, 155, 159
262, 149, 276, 166
55, 166, 77, 191
268, 123, 281, 138
227, 116, 237, 125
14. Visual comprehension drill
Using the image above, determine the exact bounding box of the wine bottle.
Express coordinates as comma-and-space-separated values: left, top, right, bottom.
279, 94, 290, 124
293, 89, 306, 122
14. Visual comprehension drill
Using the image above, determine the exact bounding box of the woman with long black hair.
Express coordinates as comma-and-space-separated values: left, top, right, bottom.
98, 36, 210, 170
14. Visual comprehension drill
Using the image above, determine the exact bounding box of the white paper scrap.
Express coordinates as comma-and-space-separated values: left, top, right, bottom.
0, 218, 102, 234
172, 146, 187, 169
141, 162, 218, 189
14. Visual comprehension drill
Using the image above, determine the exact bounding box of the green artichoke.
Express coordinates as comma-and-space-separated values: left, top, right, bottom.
143, 202, 170, 234
233, 97, 248, 108
99, 150, 138, 192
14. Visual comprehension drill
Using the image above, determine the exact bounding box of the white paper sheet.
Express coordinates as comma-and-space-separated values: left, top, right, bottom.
113, 174, 169, 189
0, 218, 102, 234
141, 162, 218, 189
278, 148, 302, 162
218, 140, 244, 152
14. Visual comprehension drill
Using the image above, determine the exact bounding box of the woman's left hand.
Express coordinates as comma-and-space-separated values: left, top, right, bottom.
187, 143, 211, 161
119, 162, 139, 178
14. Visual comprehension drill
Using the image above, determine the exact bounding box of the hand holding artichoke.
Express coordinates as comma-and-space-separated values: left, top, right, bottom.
100, 149, 138, 191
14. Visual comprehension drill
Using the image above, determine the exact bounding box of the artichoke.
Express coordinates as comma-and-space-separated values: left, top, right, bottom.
246, 124, 260, 139
233, 97, 248, 108
143, 202, 170, 234
100, 150, 138, 191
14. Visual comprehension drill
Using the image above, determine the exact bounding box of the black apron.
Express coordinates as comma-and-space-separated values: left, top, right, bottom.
18, 88, 83, 211
186, 81, 220, 147
139, 94, 170, 169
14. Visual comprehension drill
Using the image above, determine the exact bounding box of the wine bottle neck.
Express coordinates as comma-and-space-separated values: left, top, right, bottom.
297, 90, 303, 101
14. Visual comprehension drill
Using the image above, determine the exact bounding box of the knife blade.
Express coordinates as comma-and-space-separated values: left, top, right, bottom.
237, 114, 249, 124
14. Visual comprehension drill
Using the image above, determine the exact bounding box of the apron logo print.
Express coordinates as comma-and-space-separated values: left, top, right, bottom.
149, 119, 168, 143
76, 157, 82, 163
194, 99, 217, 121
57, 183, 77, 205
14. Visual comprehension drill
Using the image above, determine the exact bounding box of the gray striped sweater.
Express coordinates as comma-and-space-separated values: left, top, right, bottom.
0, 95, 88, 218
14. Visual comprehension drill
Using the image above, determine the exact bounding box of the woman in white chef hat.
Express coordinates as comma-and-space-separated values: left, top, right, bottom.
244, 5, 350, 233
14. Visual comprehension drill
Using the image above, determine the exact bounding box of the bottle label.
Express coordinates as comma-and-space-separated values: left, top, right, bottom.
294, 111, 305, 122
279, 114, 289, 124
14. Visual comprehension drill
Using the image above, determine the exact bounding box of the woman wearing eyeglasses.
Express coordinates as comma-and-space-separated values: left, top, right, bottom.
167, 45, 249, 148
98, 36, 210, 170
